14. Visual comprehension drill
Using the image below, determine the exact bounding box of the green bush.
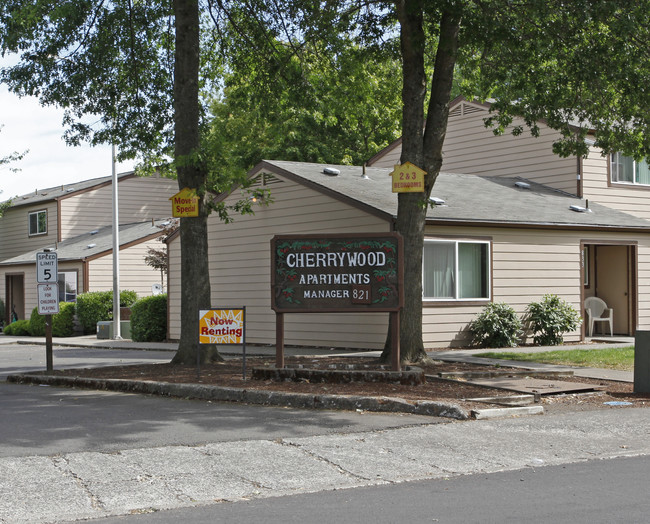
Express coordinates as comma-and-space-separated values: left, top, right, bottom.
3, 319, 31, 336
130, 294, 167, 342
28, 307, 45, 336
469, 302, 523, 348
525, 294, 582, 346
30, 303, 77, 337
76, 290, 138, 334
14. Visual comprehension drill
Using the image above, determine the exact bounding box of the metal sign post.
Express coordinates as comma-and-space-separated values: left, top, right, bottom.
37, 251, 58, 372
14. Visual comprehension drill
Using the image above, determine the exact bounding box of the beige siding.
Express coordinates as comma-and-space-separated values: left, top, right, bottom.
422, 225, 650, 348
0, 201, 59, 262
370, 102, 578, 194
167, 235, 181, 341
168, 175, 391, 347
0, 260, 83, 321
59, 176, 177, 240
167, 170, 650, 349
582, 146, 650, 220
87, 239, 163, 298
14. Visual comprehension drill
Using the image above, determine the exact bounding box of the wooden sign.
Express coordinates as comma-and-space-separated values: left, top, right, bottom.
390, 162, 426, 193
271, 233, 403, 313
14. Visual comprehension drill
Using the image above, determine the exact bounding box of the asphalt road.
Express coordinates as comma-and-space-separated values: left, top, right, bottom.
3, 341, 650, 523
91, 455, 650, 524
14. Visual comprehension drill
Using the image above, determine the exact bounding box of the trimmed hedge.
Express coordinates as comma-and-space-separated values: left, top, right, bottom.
29, 303, 76, 337
76, 290, 138, 334
3, 319, 31, 336
130, 294, 167, 342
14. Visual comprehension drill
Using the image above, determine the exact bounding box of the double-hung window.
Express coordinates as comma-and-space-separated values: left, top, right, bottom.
28, 210, 47, 236
423, 239, 490, 300
611, 153, 650, 185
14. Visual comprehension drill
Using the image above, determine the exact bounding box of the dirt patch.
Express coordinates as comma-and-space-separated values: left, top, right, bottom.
24, 355, 650, 414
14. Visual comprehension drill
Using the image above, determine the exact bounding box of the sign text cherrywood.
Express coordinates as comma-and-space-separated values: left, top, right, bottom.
271, 233, 404, 313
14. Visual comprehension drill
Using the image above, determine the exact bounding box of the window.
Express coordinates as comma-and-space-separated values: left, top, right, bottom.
611, 153, 650, 185
28, 210, 47, 236
57, 272, 78, 302
423, 239, 490, 300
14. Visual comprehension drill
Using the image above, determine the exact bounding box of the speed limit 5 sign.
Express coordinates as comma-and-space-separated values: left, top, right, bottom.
36, 251, 58, 284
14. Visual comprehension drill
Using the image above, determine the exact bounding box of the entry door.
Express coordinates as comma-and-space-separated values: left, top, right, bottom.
595, 245, 631, 335
5, 274, 25, 323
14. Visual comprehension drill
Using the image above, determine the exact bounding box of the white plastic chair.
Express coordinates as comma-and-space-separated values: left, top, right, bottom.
584, 296, 613, 336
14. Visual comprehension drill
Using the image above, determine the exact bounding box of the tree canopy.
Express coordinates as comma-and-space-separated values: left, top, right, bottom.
2, 0, 650, 364
207, 41, 403, 172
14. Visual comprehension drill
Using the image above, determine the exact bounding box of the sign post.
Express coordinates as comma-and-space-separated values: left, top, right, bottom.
36, 251, 58, 371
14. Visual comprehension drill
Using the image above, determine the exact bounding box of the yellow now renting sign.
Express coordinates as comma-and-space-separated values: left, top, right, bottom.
199, 308, 245, 344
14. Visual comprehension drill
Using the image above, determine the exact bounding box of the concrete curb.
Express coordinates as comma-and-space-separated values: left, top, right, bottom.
6, 373, 471, 420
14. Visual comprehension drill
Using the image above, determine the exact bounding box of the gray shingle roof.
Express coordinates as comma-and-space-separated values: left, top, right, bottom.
259, 160, 650, 231
0, 219, 172, 266
2, 171, 135, 208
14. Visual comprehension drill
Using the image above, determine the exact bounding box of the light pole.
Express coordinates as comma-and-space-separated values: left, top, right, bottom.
112, 143, 121, 339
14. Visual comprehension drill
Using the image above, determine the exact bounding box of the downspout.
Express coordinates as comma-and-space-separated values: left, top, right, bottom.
577, 155, 583, 198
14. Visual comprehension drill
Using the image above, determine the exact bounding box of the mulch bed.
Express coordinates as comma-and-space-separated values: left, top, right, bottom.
22, 355, 650, 414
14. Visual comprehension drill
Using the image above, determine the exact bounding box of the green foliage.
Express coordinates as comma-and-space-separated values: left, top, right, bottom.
0, 1, 174, 163
28, 307, 45, 336
28, 303, 76, 337
3, 319, 31, 336
525, 294, 582, 346
469, 302, 523, 348
76, 291, 138, 334
476, 347, 634, 371
206, 40, 402, 172
52, 302, 76, 337
130, 294, 167, 342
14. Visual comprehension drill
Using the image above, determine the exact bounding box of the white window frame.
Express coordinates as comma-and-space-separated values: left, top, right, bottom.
422, 238, 491, 302
28, 209, 47, 236
611, 152, 650, 185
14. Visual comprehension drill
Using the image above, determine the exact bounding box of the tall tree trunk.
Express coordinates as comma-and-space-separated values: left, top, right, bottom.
382, 3, 461, 364
171, 0, 222, 364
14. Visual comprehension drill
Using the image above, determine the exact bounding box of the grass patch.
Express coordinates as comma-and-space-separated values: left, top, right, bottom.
476, 346, 634, 371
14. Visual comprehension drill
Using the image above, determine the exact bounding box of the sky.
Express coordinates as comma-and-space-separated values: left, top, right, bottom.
0, 62, 135, 200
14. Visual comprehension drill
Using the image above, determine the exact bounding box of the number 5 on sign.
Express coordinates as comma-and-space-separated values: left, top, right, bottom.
36, 252, 58, 283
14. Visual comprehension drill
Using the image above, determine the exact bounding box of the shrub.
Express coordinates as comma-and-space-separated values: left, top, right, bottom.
76, 290, 138, 334
525, 294, 582, 346
3, 319, 31, 336
29, 303, 77, 337
469, 302, 523, 348
28, 307, 45, 336
130, 294, 167, 342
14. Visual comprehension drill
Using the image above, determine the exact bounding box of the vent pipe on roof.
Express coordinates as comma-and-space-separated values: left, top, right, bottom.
361, 163, 370, 179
